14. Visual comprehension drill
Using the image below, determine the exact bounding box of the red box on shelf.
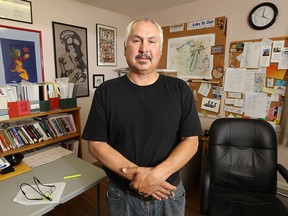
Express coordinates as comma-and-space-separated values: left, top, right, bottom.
8, 100, 30, 117
49, 97, 59, 110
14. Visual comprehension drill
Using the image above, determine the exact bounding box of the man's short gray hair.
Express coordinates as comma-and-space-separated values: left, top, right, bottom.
124, 18, 163, 53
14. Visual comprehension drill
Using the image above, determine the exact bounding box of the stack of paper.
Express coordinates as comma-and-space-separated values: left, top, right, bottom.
0, 95, 9, 121
23, 146, 73, 168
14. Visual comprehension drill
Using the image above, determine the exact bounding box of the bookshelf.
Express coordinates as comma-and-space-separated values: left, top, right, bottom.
0, 107, 82, 158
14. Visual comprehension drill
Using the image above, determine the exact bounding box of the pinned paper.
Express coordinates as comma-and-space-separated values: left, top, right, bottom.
266, 65, 286, 80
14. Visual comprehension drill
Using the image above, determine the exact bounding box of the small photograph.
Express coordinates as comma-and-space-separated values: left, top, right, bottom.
93, 74, 104, 88
273, 47, 281, 53
236, 43, 244, 52
262, 48, 270, 56
201, 97, 220, 113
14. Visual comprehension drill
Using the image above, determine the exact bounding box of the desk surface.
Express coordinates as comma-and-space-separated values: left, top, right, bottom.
0, 154, 106, 216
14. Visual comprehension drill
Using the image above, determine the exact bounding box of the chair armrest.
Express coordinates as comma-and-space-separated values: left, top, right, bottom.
200, 153, 211, 215
277, 164, 288, 183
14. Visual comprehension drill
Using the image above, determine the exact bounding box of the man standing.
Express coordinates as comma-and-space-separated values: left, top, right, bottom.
82, 18, 202, 216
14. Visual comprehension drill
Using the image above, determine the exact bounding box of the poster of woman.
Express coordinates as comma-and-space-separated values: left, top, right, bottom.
1, 38, 38, 83
0, 25, 44, 84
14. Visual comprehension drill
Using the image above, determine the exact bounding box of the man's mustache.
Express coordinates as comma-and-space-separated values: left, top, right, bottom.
135, 53, 152, 60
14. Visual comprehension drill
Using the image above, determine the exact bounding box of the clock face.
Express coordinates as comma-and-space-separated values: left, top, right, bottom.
249, 2, 278, 30
212, 66, 224, 79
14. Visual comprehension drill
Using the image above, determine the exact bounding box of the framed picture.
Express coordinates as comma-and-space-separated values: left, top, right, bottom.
96, 24, 117, 66
52, 22, 89, 97
0, 24, 44, 84
93, 74, 104, 88
0, 0, 32, 24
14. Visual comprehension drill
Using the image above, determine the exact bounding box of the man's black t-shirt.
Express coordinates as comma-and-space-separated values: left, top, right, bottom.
82, 74, 202, 186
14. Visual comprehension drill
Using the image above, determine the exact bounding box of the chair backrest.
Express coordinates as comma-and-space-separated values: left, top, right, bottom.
209, 118, 278, 194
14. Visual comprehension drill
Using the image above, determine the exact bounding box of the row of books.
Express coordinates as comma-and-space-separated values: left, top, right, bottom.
61, 139, 79, 157
0, 113, 76, 152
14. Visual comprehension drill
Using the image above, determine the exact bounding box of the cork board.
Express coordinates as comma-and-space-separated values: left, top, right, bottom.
227, 36, 288, 123
158, 16, 227, 115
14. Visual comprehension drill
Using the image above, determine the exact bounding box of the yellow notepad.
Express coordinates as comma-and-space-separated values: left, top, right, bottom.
0, 162, 32, 181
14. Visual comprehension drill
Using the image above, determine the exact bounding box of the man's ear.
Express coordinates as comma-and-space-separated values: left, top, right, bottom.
124, 43, 127, 56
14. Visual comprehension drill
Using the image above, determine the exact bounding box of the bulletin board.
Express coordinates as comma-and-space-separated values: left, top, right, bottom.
226, 36, 288, 123
158, 16, 227, 116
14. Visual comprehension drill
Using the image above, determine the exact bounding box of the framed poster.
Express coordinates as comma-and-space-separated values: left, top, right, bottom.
93, 74, 104, 88
0, 25, 44, 84
96, 24, 117, 66
0, 0, 32, 24
52, 22, 89, 97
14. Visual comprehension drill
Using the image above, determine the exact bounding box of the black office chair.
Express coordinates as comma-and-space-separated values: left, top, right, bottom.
200, 118, 288, 216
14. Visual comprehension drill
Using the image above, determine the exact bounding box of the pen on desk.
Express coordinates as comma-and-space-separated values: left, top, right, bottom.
63, 173, 82, 179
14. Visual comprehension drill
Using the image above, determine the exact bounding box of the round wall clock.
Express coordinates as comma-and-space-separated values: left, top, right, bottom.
212, 66, 224, 79
248, 2, 278, 30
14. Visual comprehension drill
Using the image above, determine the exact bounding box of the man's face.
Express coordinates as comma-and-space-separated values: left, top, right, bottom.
124, 21, 162, 74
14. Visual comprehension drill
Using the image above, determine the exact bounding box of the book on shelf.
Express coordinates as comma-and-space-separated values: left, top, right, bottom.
23, 124, 37, 143
6, 128, 21, 148
3, 129, 17, 149
33, 117, 55, 139
36, 121, 52, 140
44, 113, 76, 136
0, 112, 78, 152
27, 123, 43, 142
0, 135, 7, 151
61, 139, 79, 156
19, 126, 34, 144
63, 114, 76, 133
11, 127, 24, 147
33, 122, 50, 141
16, 127, 29, 145
39, 120, 55, 139
50, 118, 64, 136
58, 117, 71, 134
44, 119, 58, 138
0, 130, 13, 150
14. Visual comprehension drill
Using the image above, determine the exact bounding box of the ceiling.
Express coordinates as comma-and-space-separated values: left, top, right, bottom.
73, 0, 198, 17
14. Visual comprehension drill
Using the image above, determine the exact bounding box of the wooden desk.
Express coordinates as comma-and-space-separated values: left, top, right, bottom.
0, 154, 106, 216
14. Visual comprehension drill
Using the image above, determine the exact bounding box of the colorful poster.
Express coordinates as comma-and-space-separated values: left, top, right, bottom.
1, 38, 37, 83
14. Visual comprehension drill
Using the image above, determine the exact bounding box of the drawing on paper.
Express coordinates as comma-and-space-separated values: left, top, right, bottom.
167, 34, 215, 79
